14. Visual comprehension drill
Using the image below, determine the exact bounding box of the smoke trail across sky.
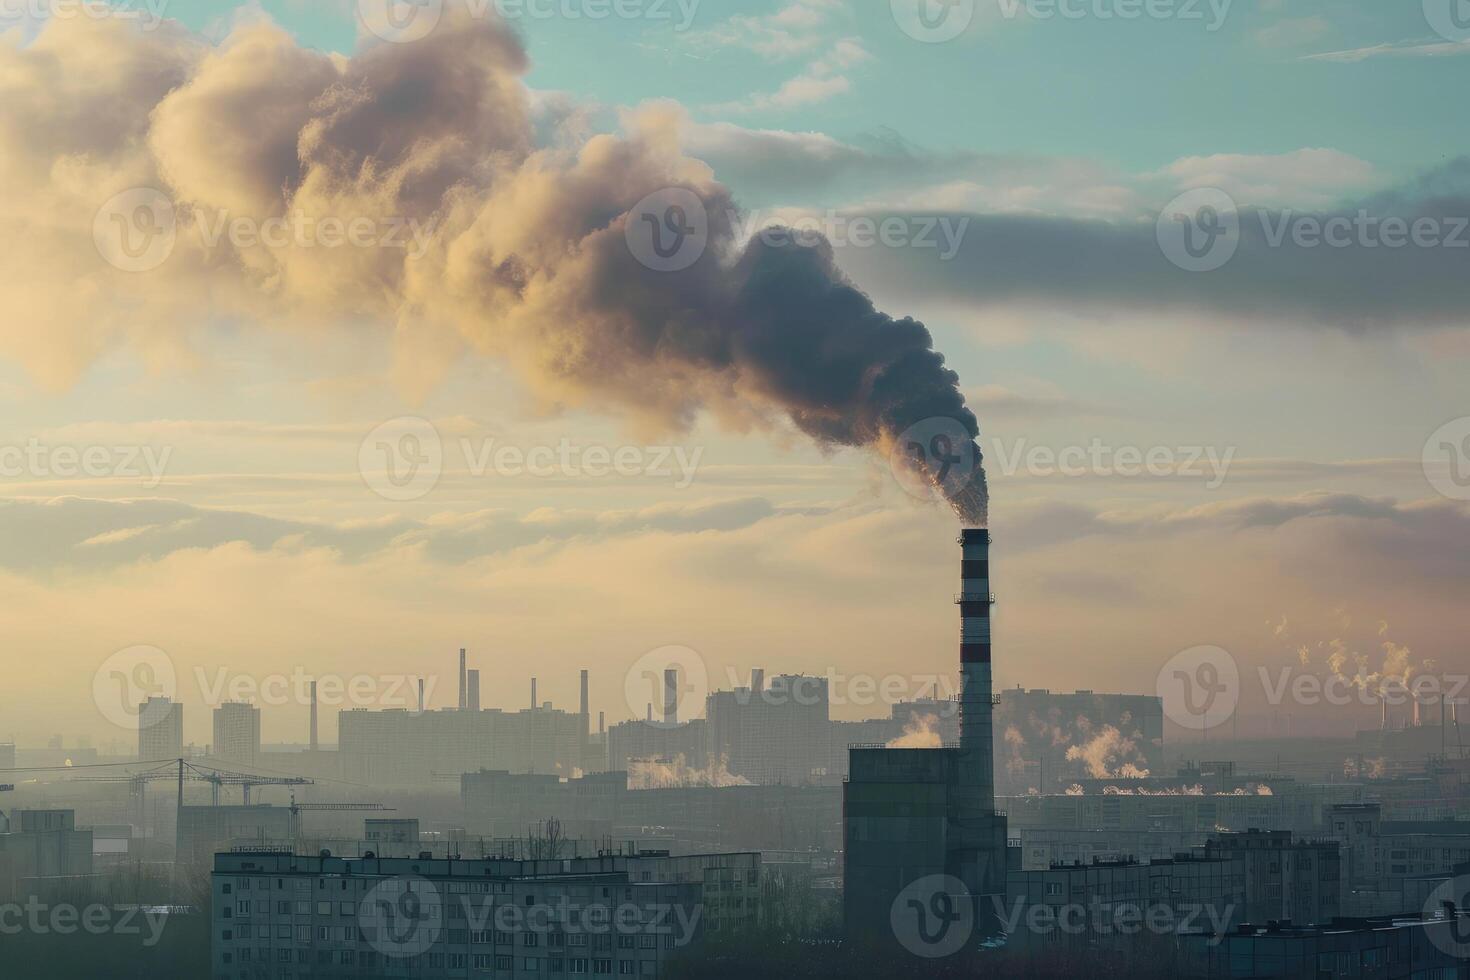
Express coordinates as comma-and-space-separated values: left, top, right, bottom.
0, 5, 986, 521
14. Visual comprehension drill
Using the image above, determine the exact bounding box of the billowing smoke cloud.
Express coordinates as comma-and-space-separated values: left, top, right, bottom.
886, 712, 943, 748
0, 9, 987, 524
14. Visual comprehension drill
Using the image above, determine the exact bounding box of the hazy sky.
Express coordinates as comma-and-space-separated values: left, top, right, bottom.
0, 0, 1466, 751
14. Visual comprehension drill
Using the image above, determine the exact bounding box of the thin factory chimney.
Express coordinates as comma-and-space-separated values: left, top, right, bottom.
459, 648, 467, 711
531, 678, 538, 711
580, 669, 590, 729
309, 680, 319, 752
418, 678, 425, 714
663, 668, 679, 726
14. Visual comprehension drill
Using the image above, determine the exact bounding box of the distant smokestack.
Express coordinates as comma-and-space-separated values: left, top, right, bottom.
309, 680, 319, 752
1413, 697, 1423, 729
598, 711, 605, 735
418, 678, 426, 714
751, 668, 765, 696
646, 703, 652, 722
580, 669, 590, 729
958, 529, 995, 805
467, 670, 481, 712
531, 678, 538, 711
664, 668, 679, 726
459, 648, 467, 711
1381, 697, 1388, 732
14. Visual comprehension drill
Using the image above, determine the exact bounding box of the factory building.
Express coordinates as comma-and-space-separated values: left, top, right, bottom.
0, 809, 94, 900
843, 528, 1008, 948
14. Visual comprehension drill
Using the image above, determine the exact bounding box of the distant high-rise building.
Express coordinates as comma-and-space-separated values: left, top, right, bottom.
138, 696, 183, 762
212, 701, 261, 766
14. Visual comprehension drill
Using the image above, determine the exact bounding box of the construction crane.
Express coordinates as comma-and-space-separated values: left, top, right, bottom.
72, 760, 313, 835
287, 795, 392, 839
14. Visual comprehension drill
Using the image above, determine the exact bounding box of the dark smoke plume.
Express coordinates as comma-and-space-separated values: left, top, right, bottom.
2, 8, 988, 522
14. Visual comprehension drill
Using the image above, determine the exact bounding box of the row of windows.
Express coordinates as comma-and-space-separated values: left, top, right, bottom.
219, 950, 654, 975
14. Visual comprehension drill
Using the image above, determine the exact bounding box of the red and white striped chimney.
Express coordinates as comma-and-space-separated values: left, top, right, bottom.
957, 528, 995, 807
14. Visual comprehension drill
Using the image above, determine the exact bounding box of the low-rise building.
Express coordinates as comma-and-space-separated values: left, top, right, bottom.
1203, 830, 1342, 926
211, 848, 760, 978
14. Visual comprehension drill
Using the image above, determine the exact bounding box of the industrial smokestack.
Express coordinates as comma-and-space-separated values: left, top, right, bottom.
309, 680, 318, 752
459, 649, 467, 711
1381, 697, 1388, 732
957, 529, 995, 807
580, 669, 590, 729
664, 668, 679, 726
468, 670, 481, 712
418, 678, 425, 714
598, 711, 605, 735
531, 678, 538, 711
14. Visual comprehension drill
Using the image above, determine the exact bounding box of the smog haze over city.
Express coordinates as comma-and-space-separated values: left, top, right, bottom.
0, 1, 1468, 977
